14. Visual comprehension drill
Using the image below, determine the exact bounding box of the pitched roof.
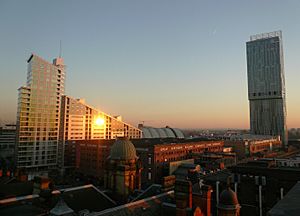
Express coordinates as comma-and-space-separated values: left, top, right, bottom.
268, 181, 300, 216
50, 197, 74, 215
89, 191, 174, 216
0, 184, 116, 215
59, 185, 116, 212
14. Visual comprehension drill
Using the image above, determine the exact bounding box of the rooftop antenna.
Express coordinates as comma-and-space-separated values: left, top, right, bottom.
59, 40, 62, 58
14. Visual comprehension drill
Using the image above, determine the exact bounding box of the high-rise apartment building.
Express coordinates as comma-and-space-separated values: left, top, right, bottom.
16, 54, 142, 174
16, 54, 65, 172
60, 96, 141, 140
58, 96, 142, 168
246, 31, 288, 145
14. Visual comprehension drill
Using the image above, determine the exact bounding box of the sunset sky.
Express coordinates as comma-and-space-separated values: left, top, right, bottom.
0, 0, 299, 129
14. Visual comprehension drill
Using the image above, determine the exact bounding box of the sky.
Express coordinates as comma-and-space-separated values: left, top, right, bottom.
0, 0, 299, 129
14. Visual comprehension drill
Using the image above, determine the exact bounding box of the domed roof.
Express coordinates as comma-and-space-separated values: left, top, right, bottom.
110, 137, 137, 160
218, 187, 240, 210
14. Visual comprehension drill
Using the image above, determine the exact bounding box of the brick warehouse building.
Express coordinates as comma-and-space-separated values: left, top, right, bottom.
65, 139, 115, 178
133, 138, 224, 187
65, 138, 224, 185
224, 135, 282, 160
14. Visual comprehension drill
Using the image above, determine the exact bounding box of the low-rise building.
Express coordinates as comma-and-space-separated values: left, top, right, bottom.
224, 134, 282, 159
0, 124, 16, 170
64, 139, 114, 178
229, 160, 300, 216
134, 138, 224, 187
270, 154, 300, 168
193, 152, 237, 171
65, 138, 224, 186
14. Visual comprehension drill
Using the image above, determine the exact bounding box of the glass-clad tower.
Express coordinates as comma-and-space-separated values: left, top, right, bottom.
16, 54, 65, 173
246, 31, 288, 146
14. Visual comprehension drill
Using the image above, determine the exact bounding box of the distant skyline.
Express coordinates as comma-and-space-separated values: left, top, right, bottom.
0, 0, 300, 129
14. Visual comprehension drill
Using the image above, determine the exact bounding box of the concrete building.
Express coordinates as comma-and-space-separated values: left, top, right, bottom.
60, 96, 141, 141
246, 31, 288, 146
58, 96, 141, 168
0, 124, 16, 169
15, 54, 141, 174
16, 54, 65, 174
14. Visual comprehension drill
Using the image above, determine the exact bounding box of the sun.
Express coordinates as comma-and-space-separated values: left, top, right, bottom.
95, 117, 105, 126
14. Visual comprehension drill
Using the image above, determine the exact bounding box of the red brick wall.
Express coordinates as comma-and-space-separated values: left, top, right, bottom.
65, 140, 114, 179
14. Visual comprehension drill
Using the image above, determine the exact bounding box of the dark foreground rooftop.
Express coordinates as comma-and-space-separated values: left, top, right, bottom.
0, 184, 116, 215
89, 190, 174, 216
268, 181, 300, 216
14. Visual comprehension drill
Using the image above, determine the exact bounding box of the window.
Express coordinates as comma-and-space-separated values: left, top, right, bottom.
148, 172, 152, 180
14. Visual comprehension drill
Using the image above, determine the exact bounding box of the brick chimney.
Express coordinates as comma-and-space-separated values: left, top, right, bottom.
192, 184, 212, 216
175, 179, 193, 216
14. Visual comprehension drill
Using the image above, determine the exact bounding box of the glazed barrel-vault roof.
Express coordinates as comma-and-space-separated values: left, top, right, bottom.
141, 126, 185, 139
110, 137, 137, 160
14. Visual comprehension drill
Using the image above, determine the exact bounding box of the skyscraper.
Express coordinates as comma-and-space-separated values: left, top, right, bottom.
246, 31, 288, 146
16, 54, 65, 174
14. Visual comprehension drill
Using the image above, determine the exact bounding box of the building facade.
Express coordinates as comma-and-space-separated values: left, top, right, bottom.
64, 139, 114, 178
224, 135, 282, 159
273, 154, 300, 168
0, 124, 16, 169
133, 138, 224, 186
246, 31, 288, 146
16, 54, 65, 173
15, 54, 141, 175
60, 96, 141, 141
64, 138, 223, 185
104, 138, 142, 202
229, 160, 300, 216
59, 96, 142, 168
